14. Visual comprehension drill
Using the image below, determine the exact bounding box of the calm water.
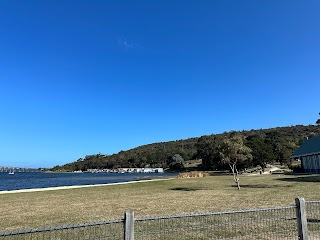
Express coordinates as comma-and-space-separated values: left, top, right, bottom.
0, 172, 177, 191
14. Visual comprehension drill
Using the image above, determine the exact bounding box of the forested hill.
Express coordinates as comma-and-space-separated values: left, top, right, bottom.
52, 125, 320, 172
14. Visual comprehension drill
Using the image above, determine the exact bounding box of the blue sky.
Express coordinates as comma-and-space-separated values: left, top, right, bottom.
0, 1, 319, 168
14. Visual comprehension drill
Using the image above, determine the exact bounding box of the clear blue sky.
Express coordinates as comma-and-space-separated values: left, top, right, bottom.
0, 1, 319, 168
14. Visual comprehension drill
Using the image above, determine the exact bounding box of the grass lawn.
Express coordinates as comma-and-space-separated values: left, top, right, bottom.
1, 173, 320, 232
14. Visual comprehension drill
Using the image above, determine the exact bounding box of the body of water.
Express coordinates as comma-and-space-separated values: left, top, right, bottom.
0, 172, 177, 191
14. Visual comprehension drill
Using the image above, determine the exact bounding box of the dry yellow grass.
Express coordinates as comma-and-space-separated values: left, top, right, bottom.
177, 171, 209, 178
1, 174, 320, 232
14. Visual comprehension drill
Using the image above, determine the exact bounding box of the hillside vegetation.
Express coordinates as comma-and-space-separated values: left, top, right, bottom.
52, 125, 320, 172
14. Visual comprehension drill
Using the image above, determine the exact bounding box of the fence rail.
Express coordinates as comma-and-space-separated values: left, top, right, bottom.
306, 200, 320, 240
1, 198, 320, 239
0, 220, 124, 240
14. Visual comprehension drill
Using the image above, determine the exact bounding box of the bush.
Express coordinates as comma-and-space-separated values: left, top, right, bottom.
290, 165, 304, 173
177, 171, 209, 178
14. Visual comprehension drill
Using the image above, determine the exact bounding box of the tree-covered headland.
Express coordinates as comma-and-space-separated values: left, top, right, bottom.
51, 125, 320, 172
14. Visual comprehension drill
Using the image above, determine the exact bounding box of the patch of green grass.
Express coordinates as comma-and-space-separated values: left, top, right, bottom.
1, 174, 320, 232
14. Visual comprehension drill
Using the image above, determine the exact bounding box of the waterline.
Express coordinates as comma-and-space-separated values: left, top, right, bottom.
0, 178, 174, 194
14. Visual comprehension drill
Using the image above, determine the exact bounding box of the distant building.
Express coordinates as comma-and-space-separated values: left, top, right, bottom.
115, 167, 164, 173
143, 168, 154, 173
291, 136, 320, 173
154, 168, 164, 173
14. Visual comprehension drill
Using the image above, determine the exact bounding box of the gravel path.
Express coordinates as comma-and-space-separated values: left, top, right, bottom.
249, 165, 281, 176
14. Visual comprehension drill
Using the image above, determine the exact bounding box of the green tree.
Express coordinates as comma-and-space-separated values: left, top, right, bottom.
265, 131, 285, 164
279, 147, 292, 167
168, 154, 185, 170
196, 136, 225, 170
246, 135, 274, 172
220, 135, 253, 190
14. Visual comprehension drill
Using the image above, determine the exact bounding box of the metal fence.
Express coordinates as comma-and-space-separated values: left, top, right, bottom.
135, 206, 297, 239
0, 220, 124, 240
306, 200, 320, 240
1, 198, 319, 240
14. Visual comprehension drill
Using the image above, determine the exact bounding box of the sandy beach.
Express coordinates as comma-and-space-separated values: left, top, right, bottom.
0, 177, 174, 194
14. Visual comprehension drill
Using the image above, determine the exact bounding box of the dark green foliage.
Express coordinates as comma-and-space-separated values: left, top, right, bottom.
290, 165, 304, 173
196, 135, 227, 170
246, 135, 274, 171
52, 125, 320, 171
167, 154, 185, 170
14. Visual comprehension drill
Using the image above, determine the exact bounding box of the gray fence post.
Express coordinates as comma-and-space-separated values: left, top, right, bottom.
124, 210, 134, 240
295, 197, 308, 240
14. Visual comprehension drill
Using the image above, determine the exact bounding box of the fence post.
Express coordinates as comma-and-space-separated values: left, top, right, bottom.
124, 210, 134, 240
295, 197, 308, 240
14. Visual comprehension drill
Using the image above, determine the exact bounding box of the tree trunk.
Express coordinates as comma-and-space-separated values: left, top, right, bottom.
235, 166, 240, 190
229, 163, 240, 190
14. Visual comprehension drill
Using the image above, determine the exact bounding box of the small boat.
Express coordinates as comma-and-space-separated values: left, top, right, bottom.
8, 168, 14, 175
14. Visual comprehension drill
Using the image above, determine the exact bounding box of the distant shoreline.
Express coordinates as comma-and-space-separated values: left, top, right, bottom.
0, 177, 174, 194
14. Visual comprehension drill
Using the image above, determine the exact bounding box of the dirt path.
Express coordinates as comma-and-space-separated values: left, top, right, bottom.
249, 165, 281, 176
265, 165, 281, 174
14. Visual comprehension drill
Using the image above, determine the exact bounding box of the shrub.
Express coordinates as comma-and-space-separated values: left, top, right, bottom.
290, 165, 303, 173
177, 171, 209, 178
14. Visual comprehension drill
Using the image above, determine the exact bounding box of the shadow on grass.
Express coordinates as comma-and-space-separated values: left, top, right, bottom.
169, 187, 206, 191
240, 184, 292, 188
308, 218, 320, 223
276, 175, 320, 183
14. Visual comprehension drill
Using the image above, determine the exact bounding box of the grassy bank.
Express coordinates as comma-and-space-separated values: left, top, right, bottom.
1, 174, 320, 232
